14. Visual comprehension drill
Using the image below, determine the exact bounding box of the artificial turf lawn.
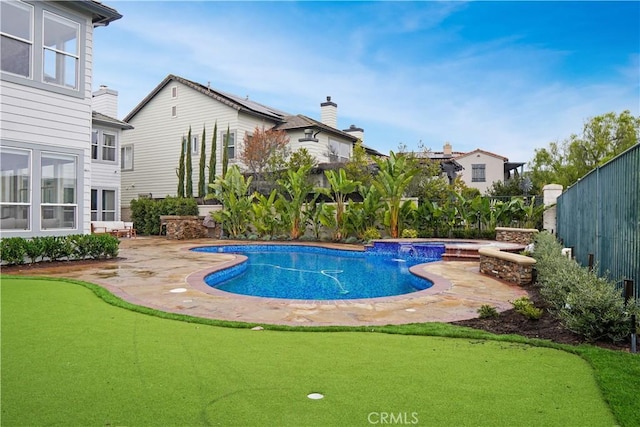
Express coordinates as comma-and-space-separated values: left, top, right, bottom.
0, 277, 620, 426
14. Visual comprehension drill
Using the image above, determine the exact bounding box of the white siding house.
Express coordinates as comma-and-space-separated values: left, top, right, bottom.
0, 0, 122, 237
120, 75, 374, 218
91, 86, 133, 221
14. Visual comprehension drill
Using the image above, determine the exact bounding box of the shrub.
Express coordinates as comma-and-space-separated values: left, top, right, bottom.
362, 227, 381, 242
401, 228, 418, 238
0, 237, 26, 265
511, 297, 543, 320
40, 236, 67, 262
131, 196, 199, 235
478, 304, 499, 318
24, 237, 44, 264
559, 273, 637, 342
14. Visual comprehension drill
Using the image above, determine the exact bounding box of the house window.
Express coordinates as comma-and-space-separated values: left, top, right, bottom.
171, 106, 177, 117
91, 129, 117, 162
171, 86, 177, 98
0, 147, 31, 231
0, 1, 33, 78
328, 138, 350, 163
43, 11, 79, 89
1, 2, 85, 97
472, 164, 486, 182
41, 152, 76, 229
222, 130, 235, 159
91, 188, 116, 221
121, 145, 133, 171
182, 135, 198, 155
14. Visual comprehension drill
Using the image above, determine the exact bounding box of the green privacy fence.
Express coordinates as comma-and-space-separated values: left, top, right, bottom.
557, 143, 640, 301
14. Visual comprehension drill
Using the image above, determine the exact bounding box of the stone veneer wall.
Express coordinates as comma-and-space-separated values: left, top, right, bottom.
495, 227, 538, 245
160, 215, 208, 240
478, 248, 536, 286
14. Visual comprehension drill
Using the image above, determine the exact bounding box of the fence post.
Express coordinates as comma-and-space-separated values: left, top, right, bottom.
624, 280, 637, 354
588, 254, 594, 272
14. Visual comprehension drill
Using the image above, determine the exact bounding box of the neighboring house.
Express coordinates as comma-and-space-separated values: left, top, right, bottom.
91, 86, 133, 221
0, 0, 122, 237
417, 143, 524, 193
454, 148, 524, 194
120, 74, 379, 219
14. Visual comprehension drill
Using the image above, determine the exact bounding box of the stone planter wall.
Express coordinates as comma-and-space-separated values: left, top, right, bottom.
495, 227, 539, 245
160, 215, 208, 240
479, 247, 536, 286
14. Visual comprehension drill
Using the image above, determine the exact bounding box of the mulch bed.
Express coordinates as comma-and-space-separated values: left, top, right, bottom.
452, 283, 632, 352
2, 260, 632, 351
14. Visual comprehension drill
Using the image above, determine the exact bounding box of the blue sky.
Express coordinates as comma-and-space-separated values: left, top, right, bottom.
93, 1, 639, 164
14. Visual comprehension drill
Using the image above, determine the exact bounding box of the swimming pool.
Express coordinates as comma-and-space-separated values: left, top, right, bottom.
192, 244, 443, 300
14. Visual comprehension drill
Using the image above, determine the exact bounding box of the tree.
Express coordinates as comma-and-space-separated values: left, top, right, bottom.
176, 137, 185, 198
207, 121, 217, 195
198, 125, 207, 198
530, 111, 639, 188
344, 140, 374, 188
372, 151, 420, 238
240, 126, 290, 191
222, 124, 230, 178
287, 147, 317, 172
185, 126, 193, 197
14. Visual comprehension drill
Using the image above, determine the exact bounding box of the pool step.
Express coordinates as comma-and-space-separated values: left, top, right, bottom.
442, 247, 480, 261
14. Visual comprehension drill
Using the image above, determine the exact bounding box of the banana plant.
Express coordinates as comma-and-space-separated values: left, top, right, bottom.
372, 152, 420, 238
251, 189, 280, 238
277, 165, 314, 239
318, 169, 360, 240
207, 165, 254, 238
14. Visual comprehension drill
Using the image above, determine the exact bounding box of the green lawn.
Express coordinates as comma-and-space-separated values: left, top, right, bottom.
0, 276, 634, 426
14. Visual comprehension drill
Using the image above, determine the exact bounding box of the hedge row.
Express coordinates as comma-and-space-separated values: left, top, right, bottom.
0, 234, 120, 267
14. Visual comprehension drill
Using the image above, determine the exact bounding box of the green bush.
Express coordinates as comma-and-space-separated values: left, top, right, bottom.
0, 234, 120, 266
131, 196, 199, 235
0, 237, 26, 265
362, 227, 381, 242
401, 228, 418, 238
532, 231, 636, 342
478, 304, 499, 318
511, 297, 543, 320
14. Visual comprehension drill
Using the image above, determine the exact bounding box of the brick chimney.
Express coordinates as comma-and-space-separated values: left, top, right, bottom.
92, 85, 119, 118
443, 142, 452, 156
320, 96, 337, 128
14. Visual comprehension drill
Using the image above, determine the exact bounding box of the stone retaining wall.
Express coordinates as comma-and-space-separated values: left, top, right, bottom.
495, 227, 538, 245
160, 215, 208, 240
478, 247, 536, 286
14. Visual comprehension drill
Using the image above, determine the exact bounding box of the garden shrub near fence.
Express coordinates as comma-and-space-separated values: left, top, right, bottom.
131, 196, 199, 236
0, 234, 119, 267
533, 232, 638, 342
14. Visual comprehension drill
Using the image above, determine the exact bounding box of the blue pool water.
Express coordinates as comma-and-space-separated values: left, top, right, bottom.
192, 244, 444, 300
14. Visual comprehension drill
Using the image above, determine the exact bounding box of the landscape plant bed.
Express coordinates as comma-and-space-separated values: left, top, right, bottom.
452, 282, 632, 352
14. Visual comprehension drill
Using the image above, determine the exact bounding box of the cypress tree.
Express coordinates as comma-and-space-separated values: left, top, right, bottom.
198, 125, 207, 198
185, 126, 193, 197
207, 121, 217, 195
222, 124, 230, 178
177, 136, 185, 198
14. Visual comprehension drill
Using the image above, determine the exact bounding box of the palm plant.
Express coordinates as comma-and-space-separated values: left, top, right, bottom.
252, 190, 280, 238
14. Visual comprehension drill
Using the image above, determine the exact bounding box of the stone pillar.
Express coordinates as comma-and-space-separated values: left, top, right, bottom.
542, 184, 563, 234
